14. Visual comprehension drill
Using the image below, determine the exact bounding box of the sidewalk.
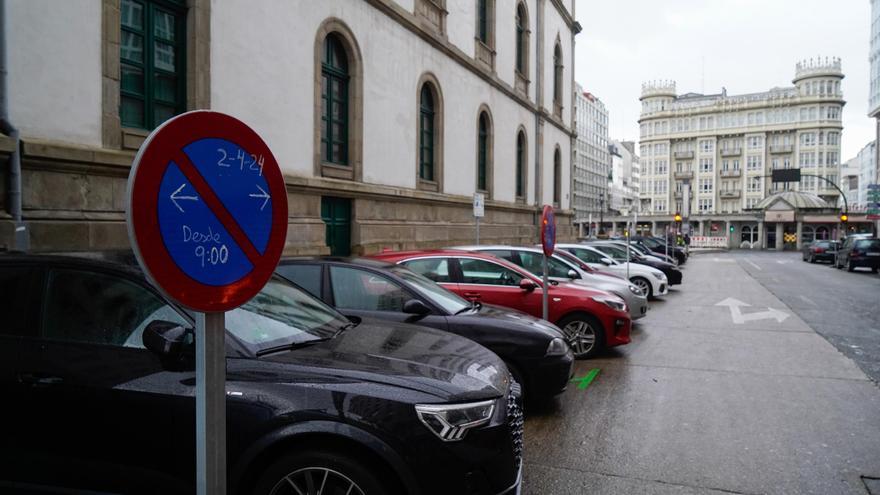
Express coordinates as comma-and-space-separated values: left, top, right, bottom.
523, 253, 880, 494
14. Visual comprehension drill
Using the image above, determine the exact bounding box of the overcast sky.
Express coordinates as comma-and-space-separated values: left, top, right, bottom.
574, 0, 873, 160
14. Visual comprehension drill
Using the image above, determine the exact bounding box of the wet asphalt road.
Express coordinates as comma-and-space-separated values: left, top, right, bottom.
521, 251, 880, 495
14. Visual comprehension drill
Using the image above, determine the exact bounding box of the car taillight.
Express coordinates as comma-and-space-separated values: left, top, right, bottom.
814, 247, 824, 253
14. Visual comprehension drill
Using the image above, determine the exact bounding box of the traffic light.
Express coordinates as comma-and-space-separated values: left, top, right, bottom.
729, 225, 735, 233
674, 213, 682, 222
840, 213, 848, 223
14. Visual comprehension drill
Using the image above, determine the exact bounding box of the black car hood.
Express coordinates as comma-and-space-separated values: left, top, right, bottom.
463, 303, 564, 339
637, 257, 677, 271
252, 318, 510, 402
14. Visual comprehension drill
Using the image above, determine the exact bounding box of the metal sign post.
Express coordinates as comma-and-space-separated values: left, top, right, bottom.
126, 111, 288, 495
474, 193, 485, 245
540, 205, 556, 321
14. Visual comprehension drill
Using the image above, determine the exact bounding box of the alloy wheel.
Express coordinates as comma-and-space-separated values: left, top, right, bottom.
632, 278, 650, 297
269, 467, 365, 495
562, 320, 596, 357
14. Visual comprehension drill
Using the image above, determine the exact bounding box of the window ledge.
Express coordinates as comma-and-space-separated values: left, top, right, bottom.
474, 39, 496, 71
321, 162, 356, 180
418, 178, 440, 192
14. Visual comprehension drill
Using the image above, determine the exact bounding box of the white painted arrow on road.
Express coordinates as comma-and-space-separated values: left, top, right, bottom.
715, 297, 790, 324
170, 183, 199, 213
249, 185, 270, 211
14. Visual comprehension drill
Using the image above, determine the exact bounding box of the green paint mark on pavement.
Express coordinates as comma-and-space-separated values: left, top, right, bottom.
571, 368, 600, 390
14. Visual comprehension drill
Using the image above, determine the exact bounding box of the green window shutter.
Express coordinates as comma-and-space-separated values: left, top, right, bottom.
477, 0, 488, 42
478, 114, 488, 191
120, 0, 186, 130
419, 85, 435, 181
516, 132, 524, 197
321, 35, 350, 166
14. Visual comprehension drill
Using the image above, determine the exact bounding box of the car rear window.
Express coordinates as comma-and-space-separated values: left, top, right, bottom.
855, 239, 880, 250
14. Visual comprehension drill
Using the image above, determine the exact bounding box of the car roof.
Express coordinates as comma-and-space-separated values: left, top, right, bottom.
279, 256, 397, 270
0, 250, 143, 275
454, 245, 546, 254
369, 249, 541, 281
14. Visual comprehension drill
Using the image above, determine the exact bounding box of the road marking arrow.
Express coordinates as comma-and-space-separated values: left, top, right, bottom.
715, 297, 789, 324
249, 185, 270, 211
571, 368, 600, 390
169, 183, 198, 213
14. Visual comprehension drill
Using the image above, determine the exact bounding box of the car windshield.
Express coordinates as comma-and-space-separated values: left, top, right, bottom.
390, 266, 472, 315
554, 249, 595, 273
593, 244, 630, 260
640, 237, 662, 248
224, 276, 351, 354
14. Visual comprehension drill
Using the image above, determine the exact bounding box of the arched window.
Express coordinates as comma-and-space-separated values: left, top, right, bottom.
553, 146, 561, 206
516, 130, 527, 200
553, 42, 563, 116
314, 20, 363, 181
321, 34, 349, 165
475, 0, 495, 68
419, 85, 435, 181
477, 0, 489, 43
477, 112, 490, 192
515, 3, 528, 75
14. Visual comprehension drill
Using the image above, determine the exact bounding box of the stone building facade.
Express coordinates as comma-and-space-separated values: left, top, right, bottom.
607, 59, 862, 248
0, 0, 579, 254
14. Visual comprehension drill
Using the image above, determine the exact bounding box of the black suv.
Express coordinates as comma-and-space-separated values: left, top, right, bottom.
0, 253, 523, 494
276, 257, 573, 401
835, 236, 880, 272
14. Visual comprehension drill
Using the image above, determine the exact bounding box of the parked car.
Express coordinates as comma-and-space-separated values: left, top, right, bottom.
585, 241, 683, 286
835, 237, 880, 272
801, 240, 840, 264
276, 257, 573, 400
0, 253, 524, 495
370, 250, 632, 359
556, 244, 669, 299
631, 235, 687, 265
449, 245, 648, 320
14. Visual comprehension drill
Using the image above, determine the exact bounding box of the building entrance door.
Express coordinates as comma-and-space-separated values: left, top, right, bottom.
321, 197, 352, 256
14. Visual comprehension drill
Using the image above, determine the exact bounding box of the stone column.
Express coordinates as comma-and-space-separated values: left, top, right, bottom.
757, 221, 765, 249
578, 222, 584, 238
726, 221, 732, 248
698, 220, 705, 235
651, 221, 657, 236
611, 221, 618, 235
795, 221, 803, 249
775, 223, 783, 250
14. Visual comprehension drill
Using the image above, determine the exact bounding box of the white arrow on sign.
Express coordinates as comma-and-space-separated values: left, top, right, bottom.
715, 297, 789, 324
170, 183, 198, 213
249, 184, 271, 211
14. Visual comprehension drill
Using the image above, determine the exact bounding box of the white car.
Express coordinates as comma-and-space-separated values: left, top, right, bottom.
556, 244, 669, 299
451, 245, 649, 320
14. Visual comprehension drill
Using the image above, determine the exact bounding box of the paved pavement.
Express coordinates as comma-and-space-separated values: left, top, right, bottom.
522, 251, 880, 495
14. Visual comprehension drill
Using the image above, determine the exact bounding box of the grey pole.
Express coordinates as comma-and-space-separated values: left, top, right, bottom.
542, 254, 549, 320
196, 312, 227, 495
476, 217, 480, 245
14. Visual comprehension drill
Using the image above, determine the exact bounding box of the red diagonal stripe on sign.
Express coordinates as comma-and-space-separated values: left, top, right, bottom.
172, 150, 262, 264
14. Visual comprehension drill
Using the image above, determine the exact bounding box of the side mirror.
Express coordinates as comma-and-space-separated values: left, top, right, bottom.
601, 257, 615, 265
403, 299, 431, 316
567, 269, 579, 279
519, 279, 537, 292
143, 320, 192, 366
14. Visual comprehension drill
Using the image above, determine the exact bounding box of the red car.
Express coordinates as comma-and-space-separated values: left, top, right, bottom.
370, 250, 632, 358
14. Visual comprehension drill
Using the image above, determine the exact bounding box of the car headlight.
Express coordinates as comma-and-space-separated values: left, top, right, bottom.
628, 284, 643, 295
415, 400, 495, 442
545, 337, 570, 356
591, 296, 627, 312
651, 272, 665, 280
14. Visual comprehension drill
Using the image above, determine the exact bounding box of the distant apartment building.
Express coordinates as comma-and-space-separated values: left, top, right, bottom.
573, 84, 610, 227
872, 0, 880, 186
608, 140, 639, 214
843, 141, 877, 210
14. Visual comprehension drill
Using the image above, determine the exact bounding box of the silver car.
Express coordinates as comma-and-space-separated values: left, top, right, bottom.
450, 245, 649, 320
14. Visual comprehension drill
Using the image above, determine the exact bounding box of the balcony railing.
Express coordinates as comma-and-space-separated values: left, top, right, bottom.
673, 171, 693, 180
720, 148, 742, 157
674, 191, 683, 199
720, 169, 741, 178
769, 145, 793, 154
673, 151, 694, 159
720, 190, 741, 198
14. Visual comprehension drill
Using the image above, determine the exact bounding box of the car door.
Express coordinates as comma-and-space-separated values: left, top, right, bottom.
327, 264, 449, 330
0, 262, 41, 484
17, 265, 194, 493
454, 257, 543, 317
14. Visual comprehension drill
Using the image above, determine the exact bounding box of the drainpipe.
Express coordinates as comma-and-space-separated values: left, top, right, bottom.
534, 0, 544, 217
0, 0, 26, 251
